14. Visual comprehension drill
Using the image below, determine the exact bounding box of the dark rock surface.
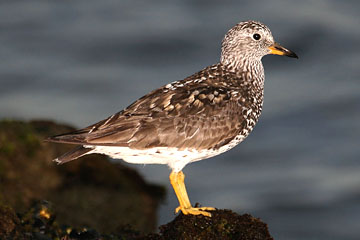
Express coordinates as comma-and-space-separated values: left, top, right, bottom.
0, 203, 273, 240
0, 119, 165, 233
152, 209, 273, 240
0, 205, 26, 240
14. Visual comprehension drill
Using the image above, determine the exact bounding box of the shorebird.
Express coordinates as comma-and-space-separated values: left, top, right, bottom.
47, 20, 297, 217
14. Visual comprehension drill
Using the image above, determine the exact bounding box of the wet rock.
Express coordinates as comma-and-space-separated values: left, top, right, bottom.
0, 119, 165, 234
0, 203, 273, 240
150, 209, 273, 240
0, 204, 25, 240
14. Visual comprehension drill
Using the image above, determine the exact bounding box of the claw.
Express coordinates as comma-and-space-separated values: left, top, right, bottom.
170, 171, 216, 217
175, 206, 215, 217
175, 206, 181, 214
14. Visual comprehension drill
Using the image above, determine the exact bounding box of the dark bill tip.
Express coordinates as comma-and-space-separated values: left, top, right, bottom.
285, 50, 298, 59
269, 43, 298, 59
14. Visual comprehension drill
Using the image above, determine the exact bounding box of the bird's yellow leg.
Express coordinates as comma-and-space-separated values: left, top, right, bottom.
169, 170, 215, 217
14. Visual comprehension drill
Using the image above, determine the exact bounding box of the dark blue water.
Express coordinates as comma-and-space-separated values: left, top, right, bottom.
1, 1, 359, 239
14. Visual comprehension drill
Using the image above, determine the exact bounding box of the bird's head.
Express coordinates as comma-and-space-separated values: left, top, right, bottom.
221, 20, 298, 69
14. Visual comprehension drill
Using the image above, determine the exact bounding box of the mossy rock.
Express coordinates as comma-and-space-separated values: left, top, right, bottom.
0, 204, 25, 240
0, 119, 165, 233
0, 203, 273, 240
151, 209, 273, 240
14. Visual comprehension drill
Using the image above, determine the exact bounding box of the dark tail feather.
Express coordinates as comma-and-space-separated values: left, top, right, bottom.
46, 133, 87, 145
54, 146, 92, 164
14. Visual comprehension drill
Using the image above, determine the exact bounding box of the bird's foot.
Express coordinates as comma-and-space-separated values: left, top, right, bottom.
175, 206, 216, 217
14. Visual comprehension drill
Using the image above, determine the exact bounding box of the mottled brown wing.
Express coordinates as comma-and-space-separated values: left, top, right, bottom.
125, 85, 247, 150
49, 81, 248, 151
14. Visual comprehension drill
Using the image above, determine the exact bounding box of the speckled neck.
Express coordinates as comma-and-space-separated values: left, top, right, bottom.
221, 57, 265, 94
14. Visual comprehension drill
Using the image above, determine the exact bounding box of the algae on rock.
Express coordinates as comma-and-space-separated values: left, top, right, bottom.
0, 119, 165, 234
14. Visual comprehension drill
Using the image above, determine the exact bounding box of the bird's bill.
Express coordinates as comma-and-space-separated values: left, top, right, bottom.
268, 42, 298, 58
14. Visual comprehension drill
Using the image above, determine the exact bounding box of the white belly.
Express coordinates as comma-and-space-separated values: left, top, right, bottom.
84, 141, 242, 172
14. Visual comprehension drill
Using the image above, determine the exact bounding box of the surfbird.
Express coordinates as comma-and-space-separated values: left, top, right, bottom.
47, 20, 298, 217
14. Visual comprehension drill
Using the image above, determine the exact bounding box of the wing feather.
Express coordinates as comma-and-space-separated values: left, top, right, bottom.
47, 65, 256, 151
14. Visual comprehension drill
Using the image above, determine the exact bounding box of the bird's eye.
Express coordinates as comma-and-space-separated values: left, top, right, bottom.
253, 33, 261, 40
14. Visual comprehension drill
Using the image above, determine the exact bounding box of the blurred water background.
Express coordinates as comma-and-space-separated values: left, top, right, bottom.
0, 1, 359, 239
